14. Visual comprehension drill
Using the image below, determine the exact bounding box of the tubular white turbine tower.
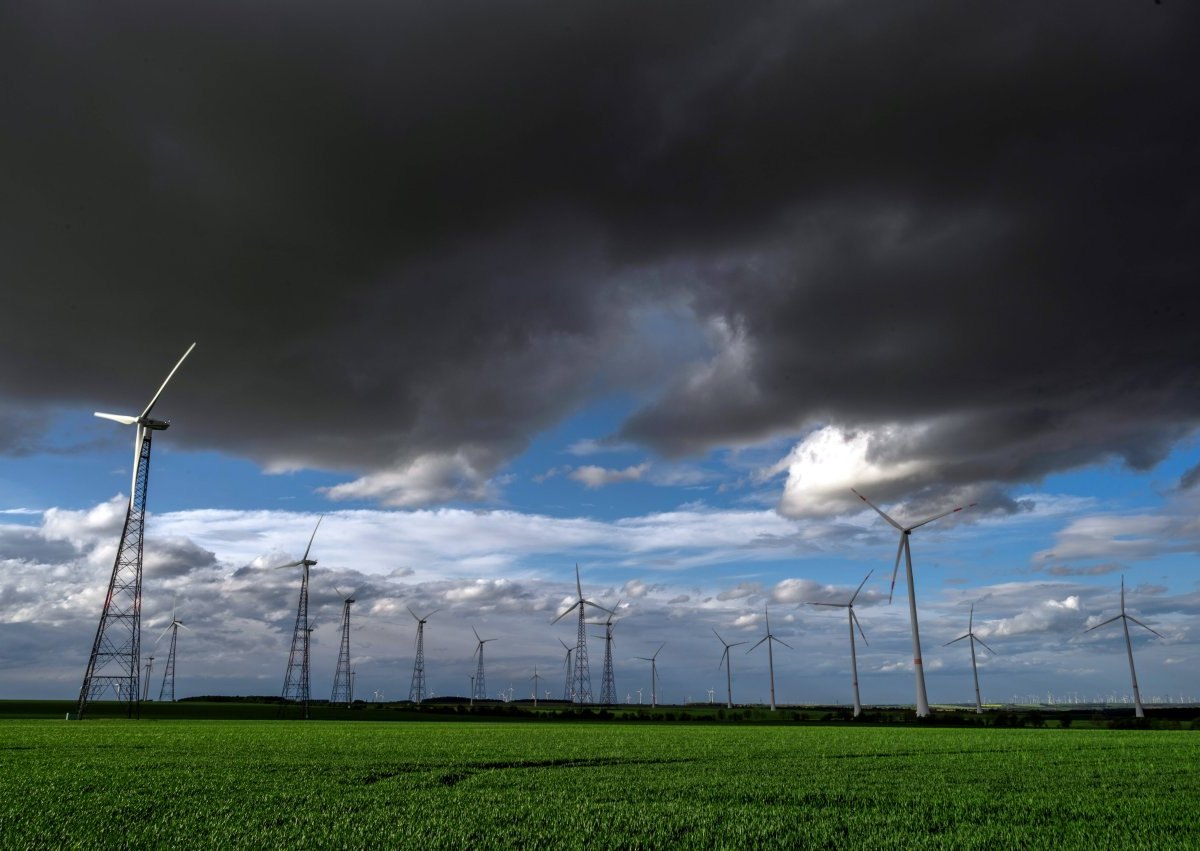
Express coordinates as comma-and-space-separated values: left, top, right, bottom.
852, 488, 975, 717
944, 602, 996, 714
810, 571, 873, 717
1085, 576, 1163, 719
273, 517, 323, 720
713, 630, 747, 709
634, 644, 664, 708
748, 606, 791, 712
77, 343, 196, 720
551, 565, 612, 705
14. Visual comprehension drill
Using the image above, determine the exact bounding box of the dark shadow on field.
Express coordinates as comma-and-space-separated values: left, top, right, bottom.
363, 756, 690, 788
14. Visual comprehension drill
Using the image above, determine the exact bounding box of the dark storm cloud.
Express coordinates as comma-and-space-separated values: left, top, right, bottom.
1, 1, 1197, 504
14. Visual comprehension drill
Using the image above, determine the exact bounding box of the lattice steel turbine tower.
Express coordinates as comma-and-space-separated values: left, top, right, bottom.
587, 600, 621, 705
275, 517, 323, 719
331, 589, 356, 707
471, 627, 497, 702
558, 638, 574, 701
551, 565, 612, 705
408, 607, 438, 703
156, 601, 189, 703
76, 343, 196, 720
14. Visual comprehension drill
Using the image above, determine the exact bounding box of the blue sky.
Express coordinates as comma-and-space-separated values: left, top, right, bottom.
1, 2, 1198, 709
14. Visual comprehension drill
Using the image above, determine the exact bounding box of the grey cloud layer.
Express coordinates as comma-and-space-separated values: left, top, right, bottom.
2, 2, 1197, 504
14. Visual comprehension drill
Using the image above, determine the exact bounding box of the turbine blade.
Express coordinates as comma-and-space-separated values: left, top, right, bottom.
851, 609, 869, 645
969, 603, 975, 632
748, 637, 767, 653
551, 601, 580, 624
888, 534, 904, 604
730, 641, 748, 649
576, 564, 583, 600
851, 488, 904, 531
407, 606, 420, 621
975, 636, 997, 655
1126, 616, 1164, 639
1085, 615, 1121, 632
653, 643, 665, 659
94, 412, 139, 425
273, 560, 304, 569
907, 501, 977, 532
558, 637, 571, 651
944, 634, 969, 646
140, 342, 196, 419
849, 569, 874, 605
712, 628, 727, 647
473, 626, 482, 643
155, 624, 173, 644
773, 637, 793, 650
300, 516, 323, 563
810, 602, 845, 608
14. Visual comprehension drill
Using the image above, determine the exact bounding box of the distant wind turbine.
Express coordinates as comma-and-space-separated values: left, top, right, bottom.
156, 599, 190, 703
944, 603, 996, 714
713, 629, 747, 709
810, 570, 873, 717
471, 626, 497, 702
273, 517, 323, 719
852, 487, 975, 717
558, 638, 574, 701
551, 565, 612, 704
635, 644, 665, 708
748, 607, 791, 711
1085, 576, 1163, 719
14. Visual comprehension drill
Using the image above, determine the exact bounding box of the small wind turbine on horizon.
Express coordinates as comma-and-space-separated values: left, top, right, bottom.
551, 565, 613, 704
944, 602, 996, 714
635, 644, 665, 708
273, 517, 323, 720
810, 570, 873, 717
852, 487, 975, 717
530, 666, 542, 706
748, 606, 791, 712
471, 626, 497, 702
77, 342, 196, 720
156, 598, 190, 703
1085, 576, 1163, 719
713, 629, 747, 709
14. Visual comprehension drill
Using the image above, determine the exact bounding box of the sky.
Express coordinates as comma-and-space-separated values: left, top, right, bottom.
1, 1, 1198, 708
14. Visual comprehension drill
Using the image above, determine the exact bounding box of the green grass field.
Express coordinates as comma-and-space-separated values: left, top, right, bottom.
1, 719, 1197, 848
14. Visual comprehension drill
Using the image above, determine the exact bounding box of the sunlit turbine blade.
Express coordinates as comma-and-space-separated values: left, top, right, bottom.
551, 601, 580, 624
94, 412, 139, 425
849, 569, 874, 605
139, 342, 196, 419
128, 423, 145, 504
300, 516, 323, 563
1126, 616, 1164, 639
888, 535, 905, 604
906, 501, 976, 532
1085, 615, 1121, 632
156, 624, 173, 644
850, 488, 904, 531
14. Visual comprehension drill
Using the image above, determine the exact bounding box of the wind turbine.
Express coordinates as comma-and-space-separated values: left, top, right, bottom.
141, 657, 155, 702
471, 626, 497, 702
274, 517, 323, 720
331, 587, 356, 707
77, 342, 196, 720
810, 571, 873, 717
852, 487, 975, 717
156, 599, 190, 703
1085, 576, 1163, 719
713, 629, 747, 709
558, 637, 574, 701
551, 565, 613, 704
587, 599, 621, 705
408, 607, 439, 704
943, 602, 996, 714
634, 644, 664, 708
748, 607, 791, 711
530, 666, 542, 707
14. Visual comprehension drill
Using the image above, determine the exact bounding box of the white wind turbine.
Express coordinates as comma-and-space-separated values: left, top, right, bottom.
851, 488, 975, 717
747, 606, 791, 711
551, 565, 612, 704
77, 342, 196, 719
273, 517, 323, 719
1085, 575, 1163, 719
713, 629, 747, 709
155, 598, 190, 703
943, 602, 996, 714
634, 644, 664, 708
810, 570, 873, 717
